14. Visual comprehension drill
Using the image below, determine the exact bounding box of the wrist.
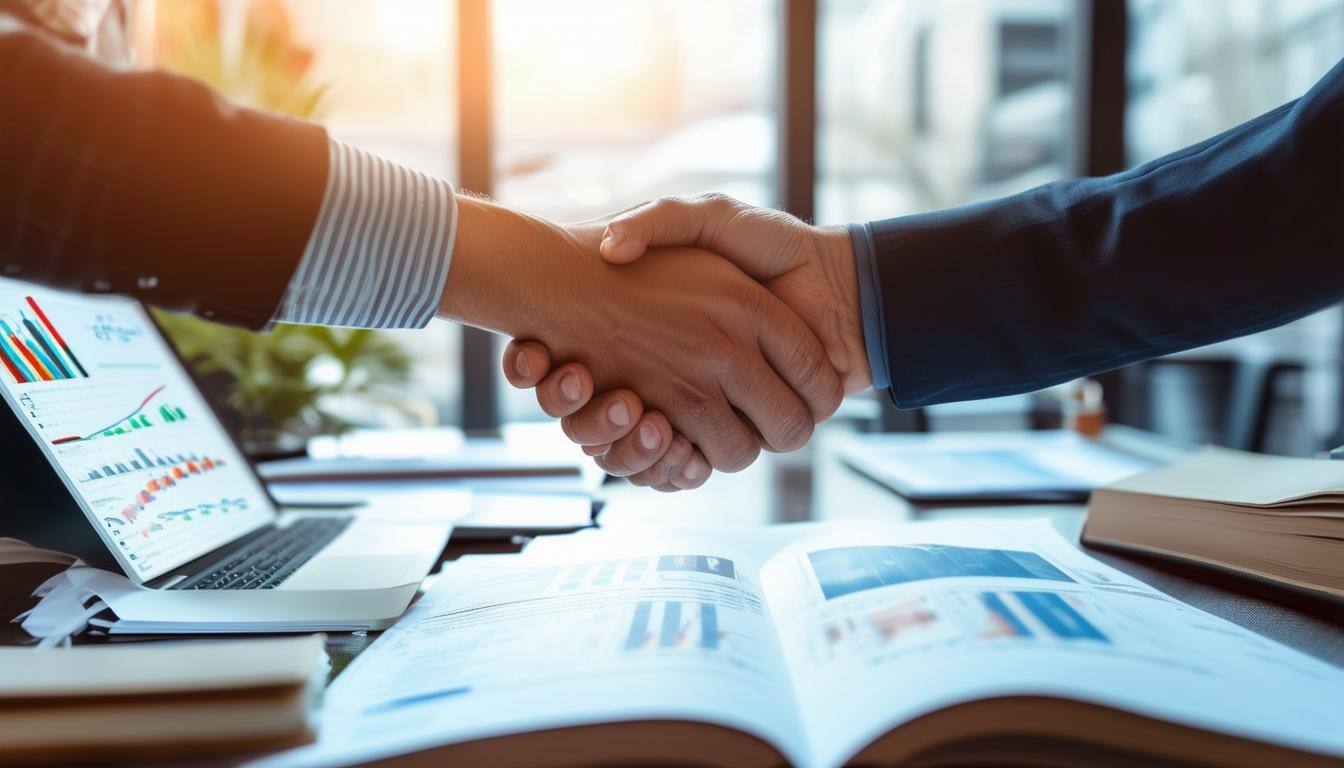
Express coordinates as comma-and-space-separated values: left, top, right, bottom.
815, 225, 872, 393
439, 196, 587, 335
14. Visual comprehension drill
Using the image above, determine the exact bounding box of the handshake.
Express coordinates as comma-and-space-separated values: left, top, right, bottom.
440, 193, 872, 493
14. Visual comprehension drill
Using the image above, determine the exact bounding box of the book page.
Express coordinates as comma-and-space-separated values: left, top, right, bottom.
758, 519, 1344, 768
1105, 446, 1344, 506
257, 537, 808, 768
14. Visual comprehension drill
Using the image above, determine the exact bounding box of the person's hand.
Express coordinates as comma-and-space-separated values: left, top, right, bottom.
600, 194, 871, 394
440, 196, 843, 477
502, 194, 870, 489
503, 338, 714, 491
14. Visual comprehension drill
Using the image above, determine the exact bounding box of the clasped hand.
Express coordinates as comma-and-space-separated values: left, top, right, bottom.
497, 194, 873, 491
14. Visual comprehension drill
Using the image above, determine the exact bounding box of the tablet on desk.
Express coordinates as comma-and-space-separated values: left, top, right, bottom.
838, 430, 1158, 503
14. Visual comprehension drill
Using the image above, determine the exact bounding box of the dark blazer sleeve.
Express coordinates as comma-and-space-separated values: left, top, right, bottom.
0, 10, 328, 330
868, 57, 1344, 408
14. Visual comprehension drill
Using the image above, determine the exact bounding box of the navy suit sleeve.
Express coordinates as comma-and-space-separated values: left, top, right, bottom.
868, 58, 1344, 409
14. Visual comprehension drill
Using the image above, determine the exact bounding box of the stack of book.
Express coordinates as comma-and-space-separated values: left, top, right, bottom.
1085, 446, 1344, 600
0, 635, 325, 764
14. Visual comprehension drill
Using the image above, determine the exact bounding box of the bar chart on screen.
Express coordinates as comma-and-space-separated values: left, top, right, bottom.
46, 385, 191, 444
0, 296, 89, 384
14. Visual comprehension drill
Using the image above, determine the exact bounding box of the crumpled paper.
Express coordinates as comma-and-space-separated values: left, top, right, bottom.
14, 566, 134, 647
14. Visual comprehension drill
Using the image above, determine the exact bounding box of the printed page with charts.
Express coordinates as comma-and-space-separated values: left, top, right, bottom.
253, 520, 1344, 768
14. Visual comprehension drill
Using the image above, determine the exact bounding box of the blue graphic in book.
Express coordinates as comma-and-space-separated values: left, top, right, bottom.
809, 544, 1072, 600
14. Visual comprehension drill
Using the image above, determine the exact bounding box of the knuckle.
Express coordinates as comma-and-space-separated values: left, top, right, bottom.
655, 195, 696, 218
541, 397, 569, 419
671, 381, 718, 430
655, 438, 694, 484
595, 451, 630, 477
719, 433, 760, 473
734, 281, 770, 321
774, 405, 814, 452
696, 192, 739, 215
792, 348, 835, 410
560, 415, 585, 443
703, 323, 747, 368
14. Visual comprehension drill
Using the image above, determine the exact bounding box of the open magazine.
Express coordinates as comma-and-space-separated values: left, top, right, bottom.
254, 520, 1344, 768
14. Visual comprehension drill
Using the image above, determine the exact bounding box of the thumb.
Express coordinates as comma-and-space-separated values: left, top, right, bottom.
599, 194, 806, 279
599, 196, 716, 264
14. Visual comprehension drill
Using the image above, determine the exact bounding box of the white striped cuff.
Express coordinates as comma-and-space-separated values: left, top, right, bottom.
274, 139, 458, 329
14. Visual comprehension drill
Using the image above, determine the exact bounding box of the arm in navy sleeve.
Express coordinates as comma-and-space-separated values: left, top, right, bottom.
862, 57, 1344, 408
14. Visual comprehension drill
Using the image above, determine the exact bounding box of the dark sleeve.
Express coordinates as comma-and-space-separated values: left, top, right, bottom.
0, 11, 328, 330
868, 57, 1344, 409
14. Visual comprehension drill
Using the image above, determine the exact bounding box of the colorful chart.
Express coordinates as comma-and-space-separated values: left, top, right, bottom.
49, 385, 188, 444
0, 296, 89, 384
108, 451, 229, 538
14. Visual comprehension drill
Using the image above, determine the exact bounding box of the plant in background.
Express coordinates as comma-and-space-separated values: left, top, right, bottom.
149, 0, 430, 452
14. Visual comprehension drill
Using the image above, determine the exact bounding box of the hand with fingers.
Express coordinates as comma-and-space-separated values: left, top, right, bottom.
503, 193, 874, 490
504, 339, 713, 492
444, 195, 844, 489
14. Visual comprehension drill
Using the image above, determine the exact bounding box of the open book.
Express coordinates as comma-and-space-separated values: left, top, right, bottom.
1085, 447, 1344, 600
254, 520, 1344, 768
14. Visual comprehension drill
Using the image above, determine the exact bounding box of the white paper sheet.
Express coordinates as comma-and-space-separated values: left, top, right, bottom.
254, 539, 810, 768
758, 521, 1344, 767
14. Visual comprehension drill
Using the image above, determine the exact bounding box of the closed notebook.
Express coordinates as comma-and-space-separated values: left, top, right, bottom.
0, 635, 325, 764
1083, 447, 1344, 599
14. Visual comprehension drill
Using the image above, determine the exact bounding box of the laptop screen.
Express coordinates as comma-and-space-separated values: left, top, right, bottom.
0, 277, 274, 582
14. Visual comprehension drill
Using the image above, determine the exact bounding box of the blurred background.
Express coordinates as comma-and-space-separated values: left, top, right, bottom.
130, 0, 1344, 460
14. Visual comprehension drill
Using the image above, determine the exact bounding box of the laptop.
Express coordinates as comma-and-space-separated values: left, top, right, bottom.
0, 276, 453, 630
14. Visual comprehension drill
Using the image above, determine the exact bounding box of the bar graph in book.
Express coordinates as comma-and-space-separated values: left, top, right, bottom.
989, 591, 1109, 643
551, 555, 739, 593
0, 296, 89, 384
623, 600, 726, 652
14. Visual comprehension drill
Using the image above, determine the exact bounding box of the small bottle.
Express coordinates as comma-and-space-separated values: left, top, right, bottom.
1066, 378, 1106, 438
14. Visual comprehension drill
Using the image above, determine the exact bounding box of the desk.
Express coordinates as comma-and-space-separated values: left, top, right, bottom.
5, 424, 1343, 767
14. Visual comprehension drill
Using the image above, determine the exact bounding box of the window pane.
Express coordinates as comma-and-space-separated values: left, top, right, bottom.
138, 0, 462, 429
491, 0, 778, 221
1128, 0, 1344, 164
818, 0, 1075, 422
1128, 0, 1344, 452
817, 0, 1076, 226
492, 0, 780, 420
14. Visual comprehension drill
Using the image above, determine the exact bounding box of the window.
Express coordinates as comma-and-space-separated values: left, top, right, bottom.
817, 0, 1076, 425
816, 0, 1075, 227
136, 0, 464, 428
491, 0, 781, 420
1127, 0, 1344, 452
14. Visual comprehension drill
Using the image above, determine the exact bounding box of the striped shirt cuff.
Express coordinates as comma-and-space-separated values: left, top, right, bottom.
274, 139, 458, 329
849, 222, 891, 391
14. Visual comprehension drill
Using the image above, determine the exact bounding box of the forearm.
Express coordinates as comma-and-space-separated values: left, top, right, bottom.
870, 58, 1344, 408
437, 196, 594, 337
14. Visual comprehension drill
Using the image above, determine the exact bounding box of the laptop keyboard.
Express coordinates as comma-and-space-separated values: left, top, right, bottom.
175, 517, 354, 591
